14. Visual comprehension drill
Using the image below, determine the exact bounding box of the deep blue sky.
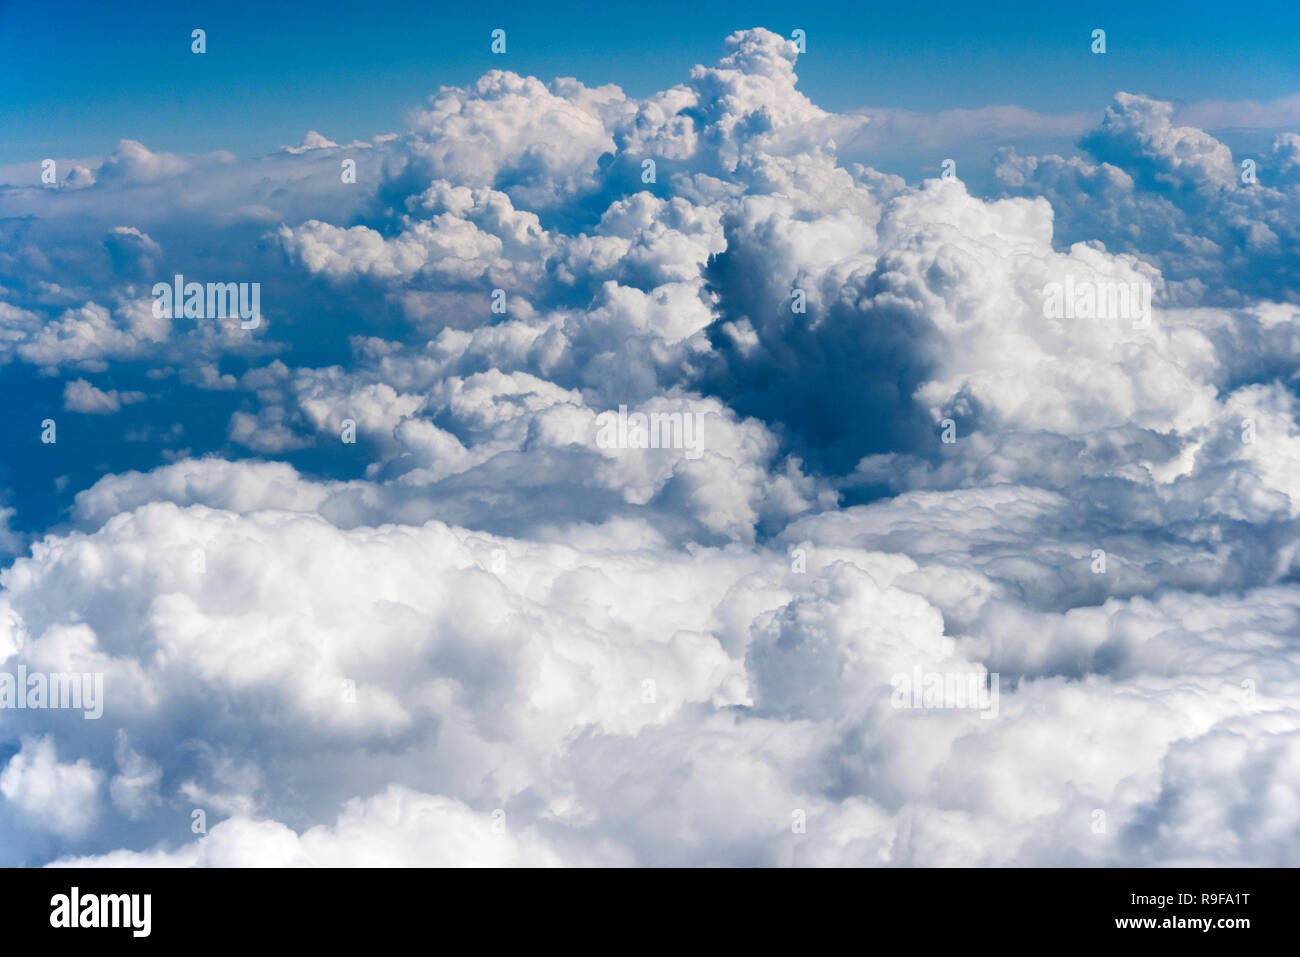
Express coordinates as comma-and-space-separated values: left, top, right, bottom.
2, 0, 1298, 164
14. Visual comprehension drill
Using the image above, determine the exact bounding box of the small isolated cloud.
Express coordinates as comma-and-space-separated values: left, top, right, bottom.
63, 378, 145, 414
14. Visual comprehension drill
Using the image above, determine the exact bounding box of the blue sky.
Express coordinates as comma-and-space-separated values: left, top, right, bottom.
3, 0, 1299, 163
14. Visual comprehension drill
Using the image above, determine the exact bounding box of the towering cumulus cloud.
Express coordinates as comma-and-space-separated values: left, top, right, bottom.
1, 28, 1299, 867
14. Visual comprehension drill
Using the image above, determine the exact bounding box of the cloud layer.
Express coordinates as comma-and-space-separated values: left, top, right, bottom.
0, 28, 1298, 867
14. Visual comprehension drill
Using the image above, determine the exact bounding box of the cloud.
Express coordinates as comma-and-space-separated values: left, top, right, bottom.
56, 786, 566, 867
96, 140, 192, 185
385, 71, 628, 212
1177, 93, 1300, 131
1, 737, 102, 839
63, 378, 145, 414
281, 130, 391, 154
103, 226, 162, 278
0, 507, 23, 560
15, 302, 168, 372
995, 92, 1300, 304
849, 104, 1091, 150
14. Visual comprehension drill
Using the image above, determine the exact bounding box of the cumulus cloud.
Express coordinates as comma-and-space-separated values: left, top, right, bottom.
1, 737, 102, 838
96, 139, 192, 185
64, 378, 145, 414
103, 226, 162, 278
385, 71, 628, 212
995, 92, 1300, 303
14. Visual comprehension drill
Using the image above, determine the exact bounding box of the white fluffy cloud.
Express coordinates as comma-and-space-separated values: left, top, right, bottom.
1, 737, 103, 838
64, 378, 145, 414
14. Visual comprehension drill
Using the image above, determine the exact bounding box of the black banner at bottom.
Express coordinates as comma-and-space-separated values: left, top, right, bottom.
0, 866, 1284, 945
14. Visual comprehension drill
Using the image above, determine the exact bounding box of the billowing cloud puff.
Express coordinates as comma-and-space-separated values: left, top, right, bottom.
1, 736, 103, 839
96, 140, 192, 185
64, 378, 145, 414
996, 92, 1300, 303
384, 71, 629, 211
